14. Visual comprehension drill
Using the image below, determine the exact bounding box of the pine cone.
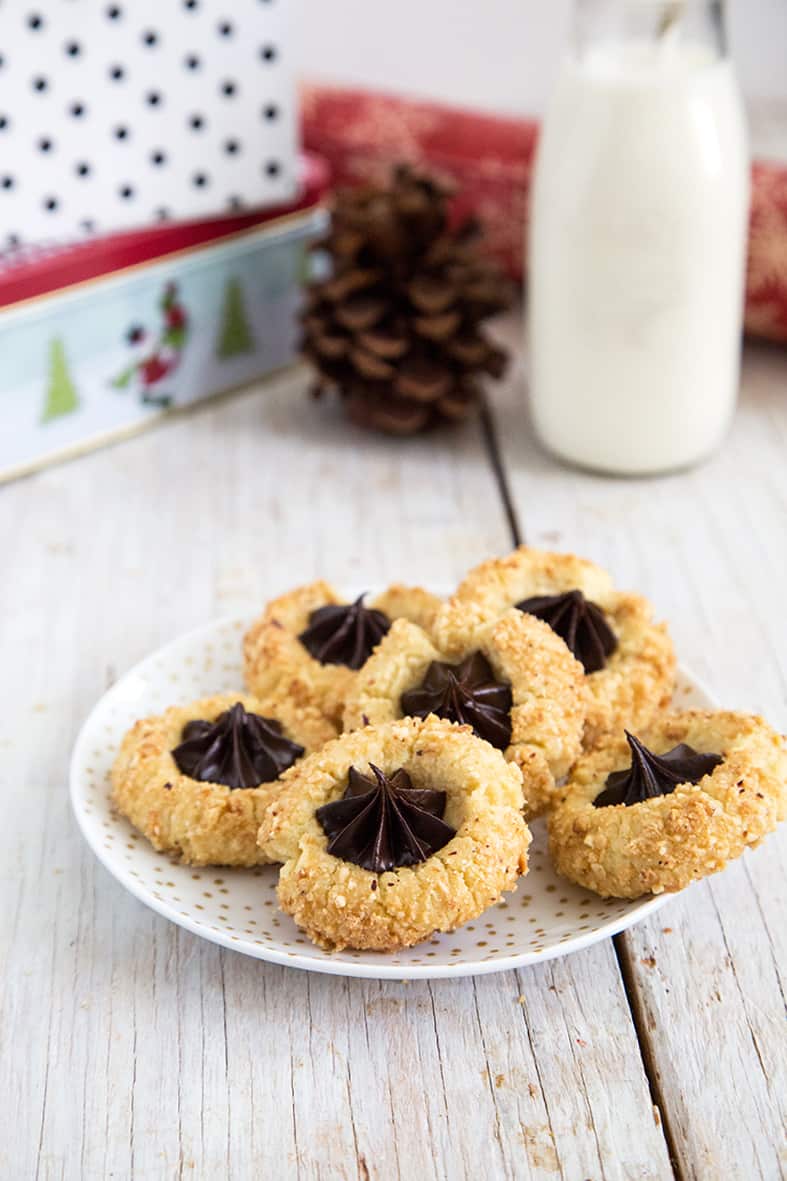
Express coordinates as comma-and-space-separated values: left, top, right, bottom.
302, 165, 513, 435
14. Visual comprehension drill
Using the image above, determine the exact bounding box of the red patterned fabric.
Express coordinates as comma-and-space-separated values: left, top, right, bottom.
302, 83, 787, 344
746, 162, 787, 342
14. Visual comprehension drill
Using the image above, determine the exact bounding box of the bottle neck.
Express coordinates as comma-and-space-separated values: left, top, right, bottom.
572, 0, 727, 61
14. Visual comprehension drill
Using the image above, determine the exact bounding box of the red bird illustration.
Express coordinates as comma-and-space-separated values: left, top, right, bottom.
111, 282, 189, 407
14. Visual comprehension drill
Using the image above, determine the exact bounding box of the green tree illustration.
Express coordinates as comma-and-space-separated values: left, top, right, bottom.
216, 277, 256, 359
41, 337, 79, 422
296, 241, 315, 287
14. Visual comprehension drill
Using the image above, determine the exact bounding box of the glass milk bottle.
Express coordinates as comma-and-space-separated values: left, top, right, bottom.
528, 0, 750, 474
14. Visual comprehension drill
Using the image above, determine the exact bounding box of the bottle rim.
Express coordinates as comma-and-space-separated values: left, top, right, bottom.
572, 0, 726, 58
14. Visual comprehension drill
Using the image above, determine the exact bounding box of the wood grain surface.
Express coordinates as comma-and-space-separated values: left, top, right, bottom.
1, 311, 784, 1180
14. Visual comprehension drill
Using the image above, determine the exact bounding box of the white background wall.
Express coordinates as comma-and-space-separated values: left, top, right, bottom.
297, 0, 787, 116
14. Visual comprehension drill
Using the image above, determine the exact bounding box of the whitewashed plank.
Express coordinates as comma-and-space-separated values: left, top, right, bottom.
490, 310, 787, 1179
0, 358, 672, 1179
475, 946, 672, 1180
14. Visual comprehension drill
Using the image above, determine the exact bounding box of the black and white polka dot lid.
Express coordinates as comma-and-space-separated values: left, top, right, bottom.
0, 0, 297, 246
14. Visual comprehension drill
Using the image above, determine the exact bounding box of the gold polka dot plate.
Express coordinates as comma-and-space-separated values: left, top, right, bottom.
70, 613, 715, 980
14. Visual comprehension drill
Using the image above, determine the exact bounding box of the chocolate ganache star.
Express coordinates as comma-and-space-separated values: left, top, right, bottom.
593, 731, 722, 808
315, 764, 456, 873
298, 594, 391, 669
400, 651, 513, 749
516, 589, 617, 673
172, 702, 305, 789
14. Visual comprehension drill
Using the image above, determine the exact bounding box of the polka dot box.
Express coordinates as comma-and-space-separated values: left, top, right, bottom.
0, 0, 297, 242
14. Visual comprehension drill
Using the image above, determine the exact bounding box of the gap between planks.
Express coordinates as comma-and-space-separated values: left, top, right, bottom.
479, 392, 684, 1181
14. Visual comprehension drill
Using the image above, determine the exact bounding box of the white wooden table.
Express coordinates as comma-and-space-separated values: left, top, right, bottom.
2, 311, 785, 1180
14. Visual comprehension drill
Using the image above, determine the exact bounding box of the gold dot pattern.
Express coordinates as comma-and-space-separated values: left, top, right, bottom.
69, 614, 696, 979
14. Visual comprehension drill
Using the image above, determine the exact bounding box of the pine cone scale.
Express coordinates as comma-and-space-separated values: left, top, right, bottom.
408, 276, 456, 314
413, 312, 462, 342
334, 295, 387, 333
322, 268, 383, 302
395, 359, 453, 403
350, 347, 395, 382
446, 334, 488, 366
312, 334, 349, 362
357, 329, 409, 359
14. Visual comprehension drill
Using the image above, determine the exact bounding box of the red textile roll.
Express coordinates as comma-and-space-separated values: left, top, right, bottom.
302, 83, 787, 344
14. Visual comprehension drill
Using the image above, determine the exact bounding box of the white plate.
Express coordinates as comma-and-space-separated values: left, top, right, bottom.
70, 614, 714, 980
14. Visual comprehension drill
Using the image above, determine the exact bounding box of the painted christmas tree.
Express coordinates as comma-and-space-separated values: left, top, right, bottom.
41, 338, 79, 422
216, 277, 256, 359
